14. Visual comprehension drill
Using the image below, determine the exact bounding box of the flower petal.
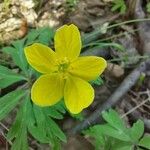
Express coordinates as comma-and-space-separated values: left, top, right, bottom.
69, 56, 107, 81
54, 24, 81, 61
24, 43, 57, 74
31, 74, 64, 106
64, 75, 94, 114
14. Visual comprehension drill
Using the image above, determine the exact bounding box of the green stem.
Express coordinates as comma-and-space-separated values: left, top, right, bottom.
109, 55, 150, 62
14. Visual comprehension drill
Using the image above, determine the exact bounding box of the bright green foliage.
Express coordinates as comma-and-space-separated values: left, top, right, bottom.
65, 0, 79, 11
0, 25, 107, 149
2, 27, 54, 75
138, 135, 150, 149
26, 27, 54, 46
91, 76, 104, 86
7, 96, 29, 150
1, 27, 66, 149
0, 65, 27, 88
111, 0, 126, 14
84, 109, 150, 150
27, 102, 66, 144
43, 101, 66, 119
0, 90, 26, 120
3, 39, 28, 74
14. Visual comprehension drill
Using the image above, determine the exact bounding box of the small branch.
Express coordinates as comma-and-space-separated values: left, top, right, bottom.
121, 98, 149, 118
70, 60, 150, 134
124, 101, 150, 131
0, 122, 9, 131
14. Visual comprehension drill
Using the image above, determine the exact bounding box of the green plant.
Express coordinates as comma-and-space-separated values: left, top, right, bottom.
0, 27, 67, 149
111, 0, 126, 14
84, 109, 150, 150
3, 0, 11, 11
0, 25, 105, 149
65, 0, 79, 11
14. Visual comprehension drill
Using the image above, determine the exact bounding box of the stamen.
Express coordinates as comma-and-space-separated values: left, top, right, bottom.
57, 57, 70, 73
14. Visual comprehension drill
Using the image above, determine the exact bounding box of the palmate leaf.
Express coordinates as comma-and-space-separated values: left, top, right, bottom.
99, 124, 130, 142
2, 39, 28, 74
26, 99, 50, 143
102, 109, 125, 130
2, 27, 55, 76
84, 109, 147, 150
38, 27, 54, 45
101, 109, 129, 141
27, 101, 66, 146
0, 65, 27, 88
7, 94, 29, 150
0, 90, 25, 121
101, 110, 144, 142
43, 101, 66, 119
47, 117, 66, 143
25, 27, 54, 46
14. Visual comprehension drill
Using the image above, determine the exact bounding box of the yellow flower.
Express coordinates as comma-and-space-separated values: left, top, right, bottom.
24, 24, 107, 114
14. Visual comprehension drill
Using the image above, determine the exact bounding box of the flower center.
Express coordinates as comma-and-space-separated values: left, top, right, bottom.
57, 57, 70, 73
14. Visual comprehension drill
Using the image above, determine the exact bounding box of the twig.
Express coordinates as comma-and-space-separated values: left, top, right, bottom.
124, 101, 150, 131
0, 129, 12, 145
0, 122, 9, 131
70, 60, 150, 134
121, 98, 149, 118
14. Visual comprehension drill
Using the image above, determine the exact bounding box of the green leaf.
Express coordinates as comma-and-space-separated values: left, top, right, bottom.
44, 107, 64, 119
28, 104, 66, 145
7, 105, 23, 140
2, 47, 21, 69
25, 29, 39, 45
11, 39, 28, 72
111, 0, 126, 14
70, 112, 84, 121
11, 127, 28, 150
7, 95, 29, 150
0, 65, 26, 88
111, 140, 133, 150
90, 76, 104, 86
129, 120, 144, 142
138, 135, 150, 149
102, 109, 125, 131
0, 90, 25, 121
44, 101, 66, 119
28, 104, 50, 143
25, 27, 54, 46
47, 117, 67, 143
2, 39, 28, 74
111, 4, 121, 12
99, 124, 130, 141
84, 125, 105, 146
38, 27, 54, 45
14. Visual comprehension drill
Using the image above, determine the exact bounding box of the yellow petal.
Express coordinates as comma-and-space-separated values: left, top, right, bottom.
54, 24, 81, 61
24, 43, 57, 74
31, 74, 64, 106
64, 75, 94, 114
69, 56, 107, 81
